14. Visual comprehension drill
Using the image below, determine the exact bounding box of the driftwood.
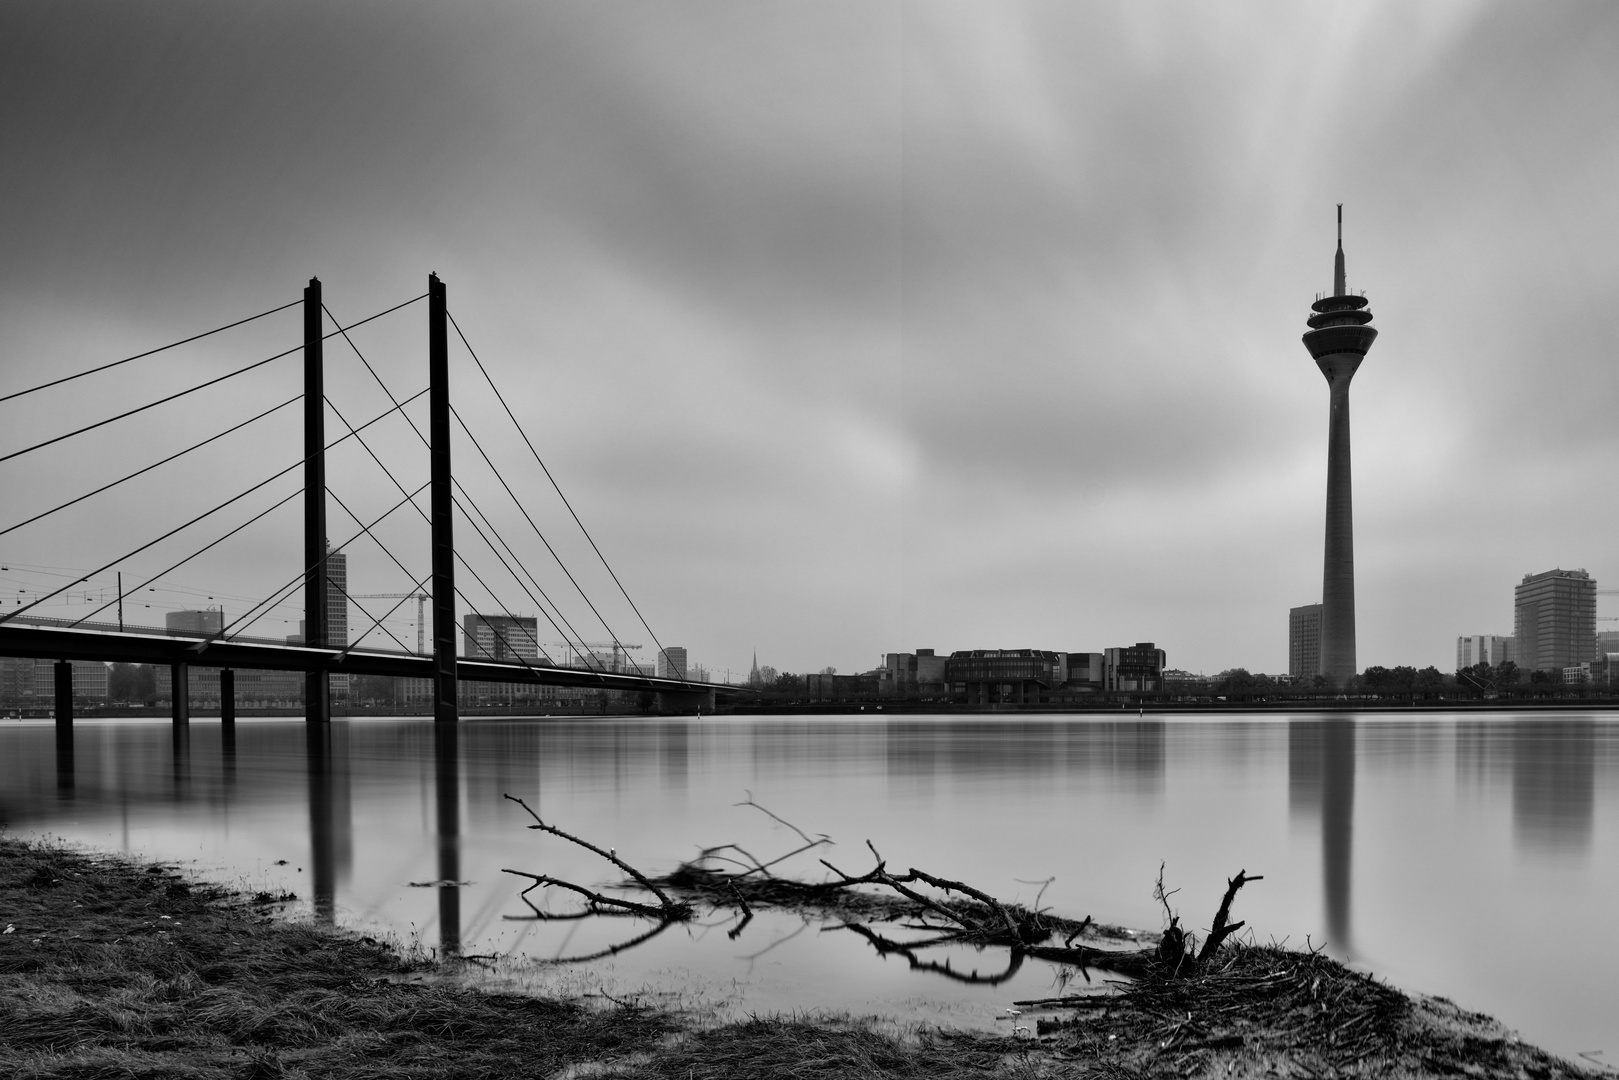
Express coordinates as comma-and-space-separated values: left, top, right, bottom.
500, 793, 693, 923
502, 790, 1259, 982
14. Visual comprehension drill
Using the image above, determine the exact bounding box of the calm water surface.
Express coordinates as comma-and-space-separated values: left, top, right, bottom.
2, 713, 1615, 1061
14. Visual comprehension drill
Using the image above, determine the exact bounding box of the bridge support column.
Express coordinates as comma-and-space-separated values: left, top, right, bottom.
305, 276, 331, 724
53, 660, 73, 727
220, 668, 235, 728
171, 662, 190, 726
428, 272, 457, 723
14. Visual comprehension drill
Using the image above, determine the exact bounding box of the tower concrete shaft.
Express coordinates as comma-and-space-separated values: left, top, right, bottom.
1302, 207, 1377, 684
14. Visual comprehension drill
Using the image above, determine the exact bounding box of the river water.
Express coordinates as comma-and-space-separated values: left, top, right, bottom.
2, 713, 1614, 1062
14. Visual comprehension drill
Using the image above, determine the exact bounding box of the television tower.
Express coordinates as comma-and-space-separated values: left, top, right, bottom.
1302, 206, 1377, 684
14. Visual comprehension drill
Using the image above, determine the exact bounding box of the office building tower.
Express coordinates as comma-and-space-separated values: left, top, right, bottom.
1513, 568, 1596, 673
1290, 603, 1324, 682
1302, 206, 1378, 684
657, 646, 688, 680
462, 614, 540, 663
1455, 634, 1514, 670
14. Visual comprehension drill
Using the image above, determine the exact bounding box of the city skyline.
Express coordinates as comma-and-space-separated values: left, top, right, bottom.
3, 4, 1619, 677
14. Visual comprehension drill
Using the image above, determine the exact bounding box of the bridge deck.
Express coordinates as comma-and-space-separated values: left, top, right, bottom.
0, 623, 724, 695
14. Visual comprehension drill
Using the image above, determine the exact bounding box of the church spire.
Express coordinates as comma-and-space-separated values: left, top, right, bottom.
1333, 203, 1346, 296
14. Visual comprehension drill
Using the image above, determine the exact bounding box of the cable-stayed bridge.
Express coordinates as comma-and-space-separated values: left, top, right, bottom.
0, 275, 729, 724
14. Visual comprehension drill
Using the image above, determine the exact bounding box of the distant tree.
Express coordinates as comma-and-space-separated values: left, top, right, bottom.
820, 666, 837, 676
1455, 662, 1494, 697
1413, 666, 1445, 698
109, 663, 156, 704
1312, 674, 1329, 690
1388, 666, 1417, 695
774, 672, 803, 695
1360, 666, 1391, 694
1495, 661, 1519, 693
759, 665, 778, 685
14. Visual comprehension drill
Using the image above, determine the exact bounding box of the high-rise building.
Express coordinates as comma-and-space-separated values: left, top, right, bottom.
1289, 604, 1323, 682
326, 551, 348, 652
1455, 634, 1514, 670
462, 614, 540, 663
1302, 206, 1378, 685
657, 646, 688, 680
1513, 569, 1596, 673
461, 614, 544, 707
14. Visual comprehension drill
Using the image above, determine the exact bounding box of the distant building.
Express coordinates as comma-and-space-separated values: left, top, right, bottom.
285, 547, 350, 699
1060, 652, 1105, 693
1456, 634, 1514, 670
166, 608, 224, 637
1596, 631, 1619, 656
946, 649, 1064, 705
804, 671, 880, 702
23, 660, 108, 703
1289, 604, 1323, 682
461, 614, 549, 707
1104, 643, 1167, 693
657, 646, 688, 680
879, 650, 947, 698
1514, 569, 1596, 673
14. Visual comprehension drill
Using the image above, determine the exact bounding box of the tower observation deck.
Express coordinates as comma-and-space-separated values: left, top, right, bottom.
1302, 205, 1377, 685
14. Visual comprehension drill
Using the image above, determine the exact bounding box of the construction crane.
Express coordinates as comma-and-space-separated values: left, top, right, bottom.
549, 640, 645, 673
351, 593, 430, 653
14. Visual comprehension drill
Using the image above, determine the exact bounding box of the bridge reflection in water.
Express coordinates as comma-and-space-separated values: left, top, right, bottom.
14, 714, 1615, 1062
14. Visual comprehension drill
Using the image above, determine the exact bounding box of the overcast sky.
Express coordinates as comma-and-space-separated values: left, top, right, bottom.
2, 1, 1618, 679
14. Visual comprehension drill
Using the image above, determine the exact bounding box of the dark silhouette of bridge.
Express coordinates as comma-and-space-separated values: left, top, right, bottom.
1, 275, 727, 727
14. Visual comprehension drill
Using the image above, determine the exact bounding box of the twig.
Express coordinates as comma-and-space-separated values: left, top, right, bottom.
726, 880, 754, 941
500, 869, 676, 920
504, 793, 681, 910
735, 791, 830, 849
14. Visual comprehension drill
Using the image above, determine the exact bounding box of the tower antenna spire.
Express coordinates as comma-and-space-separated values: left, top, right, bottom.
1333, 204, 1346, 296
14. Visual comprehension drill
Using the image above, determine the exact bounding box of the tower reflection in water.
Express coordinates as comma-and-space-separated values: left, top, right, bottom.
1289, 719, 1355, 954
434, 722, 461, 957
304, 722, 353, 928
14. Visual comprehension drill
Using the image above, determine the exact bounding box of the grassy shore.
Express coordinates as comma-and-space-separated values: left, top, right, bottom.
0, 835, 1599, 1079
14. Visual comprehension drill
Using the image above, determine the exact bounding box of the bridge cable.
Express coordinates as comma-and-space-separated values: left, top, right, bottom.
0, 388, 426, 626
450, 491, 597, 669
448, 311, 684, 683
0, 293, 427, 468
328, 574, 419, 658
0, 298, 299, 406
327, 480, 563, 667
449, 404, 642, 674
321, 395, 574, 667
452, 583, 601, 692
321, 485, 434, 654
211, 480, 430, 644
320, 305, 603, 669
66, 488, 302, 630
0, 393, 300, 541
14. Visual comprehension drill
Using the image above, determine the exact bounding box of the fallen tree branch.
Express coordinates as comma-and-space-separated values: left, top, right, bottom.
504, 793, 689, 917
500, 869, 674, 920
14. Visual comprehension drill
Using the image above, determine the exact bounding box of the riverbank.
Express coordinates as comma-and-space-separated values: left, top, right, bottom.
1, 835, 1601, 1078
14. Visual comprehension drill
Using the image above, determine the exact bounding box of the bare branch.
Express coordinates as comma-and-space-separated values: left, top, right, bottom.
500, 869, 681, 920
1196, 869, 1263, 962
504, 793, 677, 909
735, 791, 828, 849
